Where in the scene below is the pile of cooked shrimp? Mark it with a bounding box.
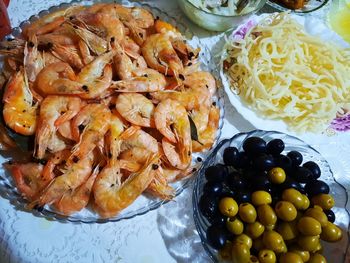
[0,3,219,218]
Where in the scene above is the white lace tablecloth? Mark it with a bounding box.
[1,1,349,263]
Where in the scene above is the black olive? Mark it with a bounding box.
[206,225,227,250]
[242,137,267,156]
[235,190,251,204]
[199,195,218,220]
[280,177,302,192]
[304,180,330,197]
[292,166,314,183]
[226,171,249,190]
[303,161,321,180]
[287,151,303,166]
[275,154,293,173]
[234,151,251,169]
[205,164,228,182]
[253,154,275,171]
[324,209,336,223]
[203,181,224,195]
[252,176,271,191]
[266,139,285,155]
[223,147,239,166]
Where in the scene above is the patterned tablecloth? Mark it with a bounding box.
[1,0,349,263]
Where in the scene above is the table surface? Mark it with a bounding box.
[1,0,349,263]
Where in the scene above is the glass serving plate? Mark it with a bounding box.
[193,130,350,262]
[0,0,224,223]
[266,0,329,13]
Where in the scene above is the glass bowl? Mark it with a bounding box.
[193,130,350,262]
[177,0,267,31]
[266,0,329,14]
[0,0,224,223]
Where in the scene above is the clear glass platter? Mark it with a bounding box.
[266,0,329,14]
[0,0,224,223]
[193,130,350,262]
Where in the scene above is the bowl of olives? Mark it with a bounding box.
[193,130,350,262]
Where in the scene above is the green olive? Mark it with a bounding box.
[289,245,310,262]
[257,204,277,227]
[219,197,238,217]
[252,191,272,206]
[245,221,265,239]
[235,233,253,249]
[218,241,232,261]
[279,252,303,263]
[226,217,244,235]
[239,203,257,223]
[320,222,343,242]
[262,230,287,253]
[304,207,328,227]
[258,249,276,263]
[297,216,322,236]
[311,194,335,210]
[275,201,297,221]
[231,242,250,263]
[268,167,286,184]
[253,236,264,251]
[297,235,320,252]
[249,255,259,263]
[308,253,327,263]
[282,188,304,210]
[276,221,298,241]
[300,194,310,210]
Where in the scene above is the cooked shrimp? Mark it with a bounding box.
[192,105,220,152]
[146,167,175,200]
[184,71,216,97]
[70,104,111,163]
[161,166,194,183]
[37,32,79,46]
[0,38,25,56]
[34,96,82,159]
[107,114,125,161]
[57,120,74,141]
[2,69,38,136]
[50,43,84,69]
[130,7,154,29]
[41,149,70,182]
[30,152,95,207]
[190,105,210,134]
[142,33,183,77]
[111,68,166,92]
[78,40,94,65]
[24,35,44,82]
[93,153,159,218]
[4,162,48,200]
[121,36,141,59]
[162,137,191,170]
[116,93,155,127]
[54,165,99,215]
[120,126,158,153]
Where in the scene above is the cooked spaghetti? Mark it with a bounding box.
[223,12,350,132]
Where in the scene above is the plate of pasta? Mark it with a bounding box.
[220,12,350,136]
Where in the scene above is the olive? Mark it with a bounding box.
[239,203,257,223]
[289,246,310,262]
[324,209,336,223]
[292,167,313,184]
[281,188,304,210]
[279,252,303,263]
[320,222,343,242]
[300,194,310,210]
[276,221,298,241]
[231,241,251,263]
[245,221,265,239]
[304,207,328,227]
[235,233,253,249]
[218,241,232,261]
[252,191,272,206]
[205,164,228,182]
[252,176,271,192]
[311,194,335,210]
[287,151,303,166]
[203,181,223,195]
[304,180,329,197]
[257,204,277,227]
[258,249,276,263]
[308,253,327,263]
[223,146,239,166]
[235,190,252,204]
[275,154,293,173]
[252,236,264,251]
[268,167,286,184]
[275,201,297,221]
[266,139,285,155]
[226,217,244,235]
[297,216,322,236]
[226,172,249,190]
[297,235,320,252]
[219,197,238,217]
[303,161,321,180]
[262,230,287,253]
[249,255,259,263]
[253,154,275,171]
[243,137,267,156]
[199,194,218,220]
[235,151,251,169]
[280,177,302,192]
[206,225,227,249]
